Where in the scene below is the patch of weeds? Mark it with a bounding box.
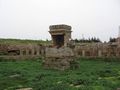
[97,69,119,77]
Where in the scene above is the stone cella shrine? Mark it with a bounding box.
[43,24,78,70]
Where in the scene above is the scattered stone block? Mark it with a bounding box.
[16,88,33,90]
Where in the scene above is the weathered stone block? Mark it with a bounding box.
[43,47,76,70]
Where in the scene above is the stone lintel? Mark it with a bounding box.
[49,30,72,35]
[49,24,72,31]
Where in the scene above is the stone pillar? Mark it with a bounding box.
[51,36,54,46]
[32,49,34,55]
[41,49,45,56]
[64,33,71,47]
[20,50,23,56]
[36,48,39,55]
[26,49,29,55]
[82,50,85,57]
[98,50,102,57]
[116,48,120,57]
[64,35,67,47]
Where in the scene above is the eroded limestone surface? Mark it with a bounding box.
[43,47,75,70]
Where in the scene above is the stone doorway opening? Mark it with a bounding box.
[49,24,72,47]
[52,35,64,47]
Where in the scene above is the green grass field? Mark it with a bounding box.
[0,38,51,45]
[0,58,120,90]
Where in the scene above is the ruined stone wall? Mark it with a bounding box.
[0,44,45,59]
[0,44,9,55]
[74,42,120,58]
[0,42,120,60]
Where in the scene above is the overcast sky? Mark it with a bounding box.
[0,0,120,41]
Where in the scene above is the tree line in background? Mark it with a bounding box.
[109,37,116,42]
[73,37,117,43]
[0,37,117,44]
[74,37,101,43]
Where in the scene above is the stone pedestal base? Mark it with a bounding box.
[43,47,77,70]
[43,57,74,70]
